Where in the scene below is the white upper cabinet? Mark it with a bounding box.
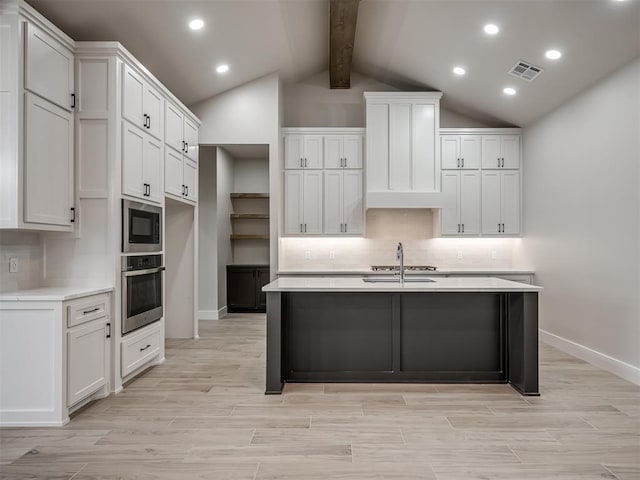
[441,135,481,169]
[163,101,199,204]
[482,171,520,234]
[122,64,163,140]
[481,135,520,169]
[324,135,363,169]
[284,170,323,234]
[23,92,74,227]
[323,170,362,235]
[440,170,480,235]
[122,122,162,204]
[284,134,323,169]
[24,22,74,112]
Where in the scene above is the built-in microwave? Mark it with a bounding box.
[122,199,162,253]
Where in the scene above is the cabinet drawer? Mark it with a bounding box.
[121,326,161,377]
[67,294,110,328]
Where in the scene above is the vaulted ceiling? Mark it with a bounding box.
[28,0,640,126]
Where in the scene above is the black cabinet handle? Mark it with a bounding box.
[143,183,150,196]
[461,224,465,233]
[143,114,148,128]
[139,344,151,352]
[106,322,111,339]
[185,185,189,197]
[70,207,75,223]
[185,142,188,153]
[461,158,464,168]
[182,140,185,152]
[182,185,185,196]
[83,307,100,315]
[71,93,76,109]
[147,115,151,129]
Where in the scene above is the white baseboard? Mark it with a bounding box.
[540,329,640,386]
[199,306,228,320]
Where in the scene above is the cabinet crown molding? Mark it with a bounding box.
[281,127,365,135]
[440,128,522,135]
[18,0,75,51]
[364,91,443,103]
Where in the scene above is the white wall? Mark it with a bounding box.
[216,147,234,314]
[197,147,217,317]
[517,58,640,383]
[283,70,493,128]
[0,231,43,292]
[233,158,269,193]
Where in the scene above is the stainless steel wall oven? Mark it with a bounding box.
[121,254,164,335]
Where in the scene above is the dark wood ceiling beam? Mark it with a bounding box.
[329,0,360,89]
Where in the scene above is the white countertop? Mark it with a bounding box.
[263,276,542,293]
[0,286,113,302]
[277,268,535,275]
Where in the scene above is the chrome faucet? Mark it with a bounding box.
[396,242,405,284]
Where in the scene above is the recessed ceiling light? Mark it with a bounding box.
[503,87,517,96]
[453,66,466,76]
[189,19,204,31]
[216,64,229,74]
[545,49,562,60]
[484,24,499,35]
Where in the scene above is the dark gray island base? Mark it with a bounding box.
[265,287,539,396]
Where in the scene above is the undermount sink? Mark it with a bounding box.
[363,277,436,283]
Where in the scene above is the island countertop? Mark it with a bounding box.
[263,276,542,293]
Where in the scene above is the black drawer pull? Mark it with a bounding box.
[82,307,100,315]
[139,344,152,352]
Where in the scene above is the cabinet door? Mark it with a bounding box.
[165,101,184,154]
[412,103,437,191]
[183,157,198,203]
[23,93,73,227]
[183,117,198,161]
[459,171,481,234]
[143,135,163,204]
[342,135,362,169]
[227,267,257,311]
[481,171,501,234]
[284,171,304,234]
[323,171,343,234]
[122,64,145,130]
[143,84,163,141]
[389,103,411,190]
[460,135,481,169]
[303,135,323,169]
[481,136,502,169]
[324,135,343,169]
[302,170,323,234]
[164,148,183,198]
[342,170,363,234]
[440,171,460,235]
[67,318,106,406]
[122,122,145,200]
[501,171,520,234]
[284,135,304,169]
[440,135,460,170]
[501,135,520,169]
[256,268,271,311]
[24,23,74,112]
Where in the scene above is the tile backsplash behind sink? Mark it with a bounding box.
[279,209,521,271]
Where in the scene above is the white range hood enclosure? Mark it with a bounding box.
[364,92,443,209]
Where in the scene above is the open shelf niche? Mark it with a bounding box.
[230,193,270,241]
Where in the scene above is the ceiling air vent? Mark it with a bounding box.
[509,60,544,82]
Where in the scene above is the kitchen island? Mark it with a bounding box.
[263,277,542,396]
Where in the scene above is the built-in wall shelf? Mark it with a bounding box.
[230,234,270,240]
[230,193,269,199]
[230,213,269,219]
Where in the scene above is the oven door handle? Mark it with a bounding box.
[123,267,165,277]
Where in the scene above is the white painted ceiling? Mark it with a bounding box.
[28,0,640,126]
[218,144,269,160]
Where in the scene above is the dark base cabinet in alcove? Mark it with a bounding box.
[227,265,270,312]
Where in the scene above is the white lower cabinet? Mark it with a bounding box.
[122,122,162,203]
[441,171,481,235]
[67,318,108,407]
[324,170,363,234]
[482,171,520,234]
[284,170,323,234]
[121,324,161,378]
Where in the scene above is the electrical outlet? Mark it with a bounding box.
[9,257,18,273]
[329,251,335,260]
[457,251,463,260]
[491,251,497,260]
[304,250,311,260]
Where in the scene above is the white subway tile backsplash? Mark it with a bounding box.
[0,231,44,292]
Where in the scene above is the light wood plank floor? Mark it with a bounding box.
[1,313,639,479]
